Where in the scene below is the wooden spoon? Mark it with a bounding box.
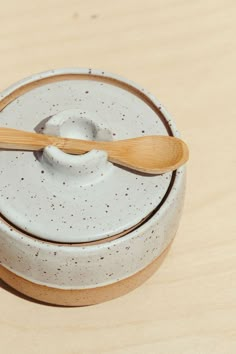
[0,127,189,174]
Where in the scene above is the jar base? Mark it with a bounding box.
[0,244,171,306]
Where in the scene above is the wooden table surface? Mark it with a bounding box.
[1,1,236,353]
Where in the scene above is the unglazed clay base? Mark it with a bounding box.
[0,244,170,306]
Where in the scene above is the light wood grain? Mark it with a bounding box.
[0,0,236,353]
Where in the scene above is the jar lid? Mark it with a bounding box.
[0,69,176,243]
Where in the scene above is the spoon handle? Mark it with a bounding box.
[0,127,95,153]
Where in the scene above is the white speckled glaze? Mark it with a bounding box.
[0,68,186,290]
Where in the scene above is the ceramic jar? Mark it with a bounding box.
[0,68,186,306]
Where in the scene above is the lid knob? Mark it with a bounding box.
[39,109,114,185]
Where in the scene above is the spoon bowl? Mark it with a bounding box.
[100,135,189,174]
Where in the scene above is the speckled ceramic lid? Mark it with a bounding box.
[0,68,176,243]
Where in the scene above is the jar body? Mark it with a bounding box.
[0,68,186,305]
